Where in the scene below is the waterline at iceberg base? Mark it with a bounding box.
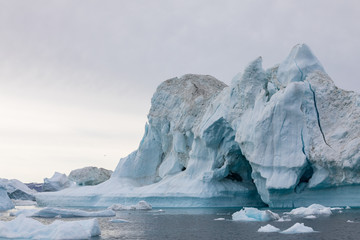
[36,44,360,208]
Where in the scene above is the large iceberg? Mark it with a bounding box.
[37,44,360,208]
[0,215,100,239]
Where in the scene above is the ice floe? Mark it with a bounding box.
[285,204,332,217]
[0,215,100,239]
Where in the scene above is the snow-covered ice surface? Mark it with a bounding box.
[43,172,73,192]
[109,200,152,211]
[285,204,332,217]
[0,215,100,239]
[36,44,360,208]
[257,224,280,232]
[10,207,115,218]
[69,166,113,186]
[232,208,279,221]
[281,222,316,234]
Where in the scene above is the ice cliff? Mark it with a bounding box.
[36,44,360,208]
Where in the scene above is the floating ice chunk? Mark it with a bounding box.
[346,206,351,209]
[277,216,291,222]
[285,204,332,217]
[281,223,316,234]
[330,207,342,210]
[11,207,115,218]
[347,220,355,223]
[109,200,152,211]
[110,218,130,223]
[214,218,225,221]
[257,224,280,232]
[0,215,100,239]
[304,215,316,219]
[232,208,280,221]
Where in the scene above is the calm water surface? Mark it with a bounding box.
[2,207,360,240]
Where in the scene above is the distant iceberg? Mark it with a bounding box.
[285,204,332,217]
[36,44,360,208]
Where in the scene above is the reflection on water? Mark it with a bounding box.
[2,207,360,240]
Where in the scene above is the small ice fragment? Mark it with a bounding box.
[232,208,280,221]
[281,223,316,234]
[304,215,316,219]
[347,220,355,223]
[346,206,351,209]
[214,218,225,221]
[257,224,280,233]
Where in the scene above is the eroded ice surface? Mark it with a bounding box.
[0,215,100,239]
[69,166,112,186]
[232,208,279,221]
[36,44,360,208]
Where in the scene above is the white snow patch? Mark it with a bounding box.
[0,215,101,239]
[281,223,316,234]
[257,224,280,233]
[232,208,280,221]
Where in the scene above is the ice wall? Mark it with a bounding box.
[37,44,360,208]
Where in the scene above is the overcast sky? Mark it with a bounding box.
[1,0,359,182]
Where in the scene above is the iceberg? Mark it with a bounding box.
[281,223,316,234]
[257,224,280,232]
[0,187,14,211]
[11,207,115,218]
[43,172,73,192]
[0,178,37,200]
[69,166,113,186]
[0,215,100,239]
[285,204,332,217]
[232,208,279,221]
[109,200,152,211]
[36,44,360,208]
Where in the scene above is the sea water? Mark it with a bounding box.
[1,207,360,240]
